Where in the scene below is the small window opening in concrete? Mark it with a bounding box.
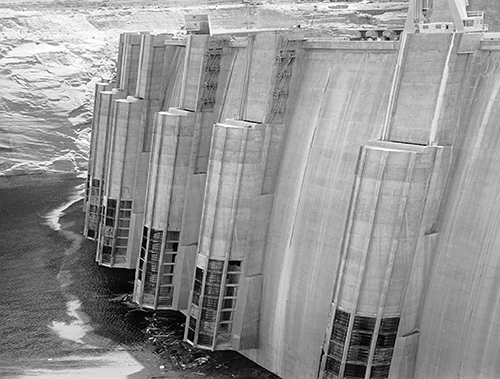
[116,238,128,247]
[344,363,366,378]
[102,245,112,263]
[120,200,132,209]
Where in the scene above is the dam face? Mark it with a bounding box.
[84,8,500,379]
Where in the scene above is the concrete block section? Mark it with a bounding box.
[180,173,207,246]
[160,44,186,110]
[243,194,274,277]
[85,84,123,239]
[175,244,198,311]
[387,33,464,145]
[243,33,279,123]
[89,89,126,181]
[107,97,144,199]
[95,95,161,271]
[193,111,216,175]
[232,274,264,350]
[398,232,438,337]
[414,51,500,379]
[182,35,210,111]
[218,47,247,122]
[184,119,271,351]
[117,33,145,95]
[420,146,453,233]
[143,108,196,230]
[199,120,266,259]
[337,142,436,316]
[135,33,172,101]
[133,107,200,311]
[389,331,420,379]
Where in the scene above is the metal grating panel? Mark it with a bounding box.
[266,38,298,124]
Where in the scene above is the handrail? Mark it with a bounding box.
[466,11,484,17]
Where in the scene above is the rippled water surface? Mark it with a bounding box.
[0,174,155,378]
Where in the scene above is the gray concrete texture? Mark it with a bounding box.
[254,42,397,379]
[415,47,500,379]
[85,20,500,379]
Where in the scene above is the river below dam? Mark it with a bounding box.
[0,173,277,379]
[0,173,163,378]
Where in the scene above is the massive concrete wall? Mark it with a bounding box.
[414,41,500,379]
[85,24,500,379]
[217,33,280,123]
[385,33,477,145]
[250,41,398,379]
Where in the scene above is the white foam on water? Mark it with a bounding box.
[19,351,146,379]
[49,299,92,345]
[44,182,85,231]
[45,299,147,378]
[39,181,148,378]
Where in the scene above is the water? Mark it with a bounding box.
[0,174,156,378]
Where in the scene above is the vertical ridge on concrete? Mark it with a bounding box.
[134,109,195,309]
[387,33,453,144]
[133,34,228,311]
[380,32,408,141]
[160,41,186,111]
[455,75,500,378]
[219,33,280,124]
[238,34,254,119]
[414,48,500,379]
[260,41,397,379]
[117,32,145,96]
[185,120,267,351]
[321,141,439,379]
[365,154,416,379]
[84,84,123,239]
[338,150,388,379]
[428,32,457,144]
[97,97,143,268]
[88,33,188,270]
[136,33,171,101]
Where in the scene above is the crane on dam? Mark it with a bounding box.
[405,0,487,33]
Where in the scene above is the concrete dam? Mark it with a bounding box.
[83,1,500,378]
